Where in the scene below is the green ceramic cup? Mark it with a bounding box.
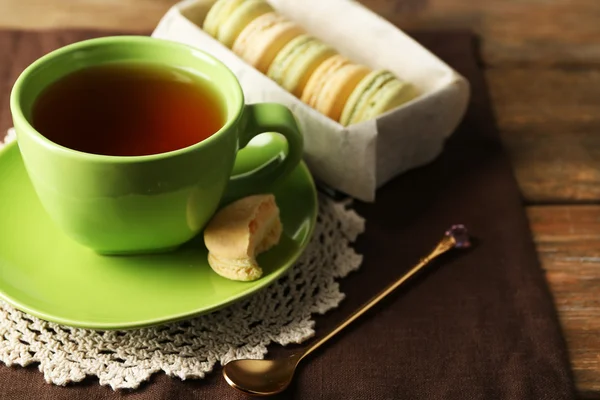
[10,36,303,255]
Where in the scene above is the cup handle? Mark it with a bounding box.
[224,103,304,201]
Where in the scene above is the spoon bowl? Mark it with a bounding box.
[223,225,471,396]
[223,354,301,396]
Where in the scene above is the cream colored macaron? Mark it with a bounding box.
[267,35,337,97]
[232,12,305,73]
[203,194,282,281]
[301,55,350,106]
[206,0,275,48]
[203,0,246,38]
[301,55,371,122]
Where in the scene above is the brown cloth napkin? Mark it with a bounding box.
[0,29,576,399]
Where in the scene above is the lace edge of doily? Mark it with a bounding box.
[0,128,365,390]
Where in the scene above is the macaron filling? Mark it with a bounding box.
[233,13,304,73]
[203,0,246,38]
[218,0,274,47]
[301,55,350,107]
[342,71,396,125]
[268,35,335,96]
[233,12,282,53]
[317,64,370,122]
[363,79,416,121]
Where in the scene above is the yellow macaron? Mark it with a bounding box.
[340,70,418,126]
[301,55,371,122]
[203,0,274,48]
[267,35,337,98]
[232,12,305,73]
[203,0,244,37]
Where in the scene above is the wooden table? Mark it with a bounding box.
[2,0,599,397]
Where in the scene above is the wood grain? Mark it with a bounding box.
[361,0,600,67]
[529,205,600,397]
[1,0,600,395]
[0,0,174,31]
[3,0,600,203]
[3,0,600,66]
[487,68,600,204]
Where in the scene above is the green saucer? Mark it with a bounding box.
[0,138,317,330]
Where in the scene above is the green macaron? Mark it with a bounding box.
[267,35,336,97]
[340,70,418,126]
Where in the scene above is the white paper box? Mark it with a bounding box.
[152,0,470,201]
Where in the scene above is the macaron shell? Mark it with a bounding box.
[301,54,350,107]
[268,35,337,97]
[203,0,246,38]
[232,13,304,73]
[316,64,371,122]
[217,0,274,48]
[341,70,417,126]
[364,79,418,120]
[340,70,394,126]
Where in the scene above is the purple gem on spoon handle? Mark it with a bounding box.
[446,224,471,249]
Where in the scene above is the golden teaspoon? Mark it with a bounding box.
[223,225,472,397]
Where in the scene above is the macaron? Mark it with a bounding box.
[301,55,371,122]
[203,0,275,48]
[203,0,245,38]
[232,12,305,73]
[267,35,337,97]
[204,194,282,281]
[340,70,418,126]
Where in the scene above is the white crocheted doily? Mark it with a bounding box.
[0,130,364,390]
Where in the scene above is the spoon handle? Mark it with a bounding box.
[300,229,464,361]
